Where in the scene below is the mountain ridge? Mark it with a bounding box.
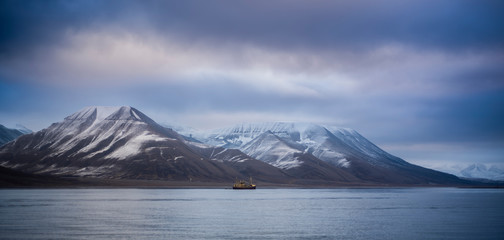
[0,107,477,186]
[0,124,25,146]
[189,122,466,185]
[0,106,257,182]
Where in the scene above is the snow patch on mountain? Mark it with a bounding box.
[240,131,303,169]
[74,165,117,177]
[106,132,172,160]
[338,158,351,168]
[14,124,33,134]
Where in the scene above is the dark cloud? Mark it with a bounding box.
[1,0,504,167]
[421,90,504,142]
[1,0,503,57]
[451,61,504,93]
[165,0,504,51]
[0,0,89,55]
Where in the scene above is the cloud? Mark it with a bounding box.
[1,25,503,144]
[1,0,503,166]
[383,141,504,168]
[155,110,339,131]
[1,0,502,99]
[4,0,503,53]
[2,28,501,98]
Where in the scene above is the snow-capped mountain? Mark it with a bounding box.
[460,164,504,180]
[241,130,303,169]
[191,122,465,184]
[14,124,33,134]
[0,124,25,146]
[191,122,400,170]
[185,141,292,183]
[0,108,473,186]
[238,130,357,182]
[0,106,275,182]
[427,163,504,181]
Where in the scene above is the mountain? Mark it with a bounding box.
[0,124,25,146]
[427,163,504,181]
[460,163,504,181]
[0,108,474,186]
[191,122,466,185]
[0,106,279,183]
[185,141,293,184]
[239,130,358,182]
[14,124,33,134]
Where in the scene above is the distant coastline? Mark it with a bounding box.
[2,172,502,189]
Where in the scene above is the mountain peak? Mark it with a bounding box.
[65,106,122,121]
[0,124,25,146]
[104,106,143,121]
[64,106,150,122]
[14,124,32,134]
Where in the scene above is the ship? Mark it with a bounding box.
[233,177,256,189]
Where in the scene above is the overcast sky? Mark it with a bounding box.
[1,0,503,169]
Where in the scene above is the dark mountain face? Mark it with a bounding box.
[185,141,293,183]
[0,124,24,146]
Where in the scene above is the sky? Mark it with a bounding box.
[1,0,503,170]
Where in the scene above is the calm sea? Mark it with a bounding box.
[0,188,503,239]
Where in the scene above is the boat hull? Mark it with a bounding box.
[232,186,256,189]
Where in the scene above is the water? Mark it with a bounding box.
[0,188,503,239]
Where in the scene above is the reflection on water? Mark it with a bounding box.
[1,188,503,239]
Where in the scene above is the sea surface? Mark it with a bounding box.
[0,188,503,239]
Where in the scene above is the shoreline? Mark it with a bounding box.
[2,167,502,189]
[1,178,502,189]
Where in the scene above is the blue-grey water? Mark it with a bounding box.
[0,188,503,240]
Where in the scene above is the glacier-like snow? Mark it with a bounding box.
[188,122,411,170]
